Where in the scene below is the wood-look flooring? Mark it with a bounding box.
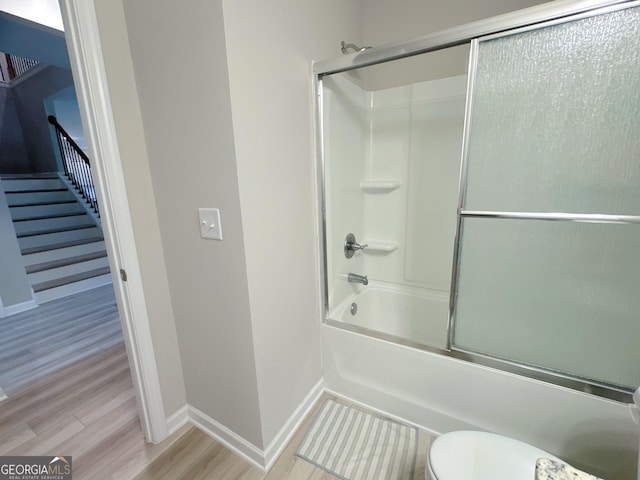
[134,394,432,480]
[0,343,191,479]
[0,284,122,395]
[0,284,433,479]
[0,340,431,479]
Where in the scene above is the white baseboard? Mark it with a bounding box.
[183,379,326,472]
[0,387,7,402]
[263,379,325,471]
[166,404,189,435]
[0,299,38,318]
[188,405,266,471]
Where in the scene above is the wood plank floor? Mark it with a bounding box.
[0,284,433,479]
[0,284,122,395]
[133,394,432,480]
[0,343,191,479]
[0,342,432,480]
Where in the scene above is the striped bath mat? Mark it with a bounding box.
[296,399,418,480]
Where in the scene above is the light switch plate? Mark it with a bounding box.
[198,208,223,240]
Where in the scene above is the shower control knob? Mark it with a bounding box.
[344,233,368,259]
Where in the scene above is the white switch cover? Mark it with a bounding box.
[198,208,223,240]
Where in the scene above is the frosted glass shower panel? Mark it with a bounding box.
[453,218,640,389]
[464,7,640,214]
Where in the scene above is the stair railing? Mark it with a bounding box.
[48,115,99,216]
[1,52,40,82]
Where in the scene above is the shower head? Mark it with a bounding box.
[340,41,371,55]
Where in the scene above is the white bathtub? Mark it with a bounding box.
[328,282,449,350]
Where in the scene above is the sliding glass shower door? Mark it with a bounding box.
[452,5,640,391]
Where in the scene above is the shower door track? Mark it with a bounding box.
[313,0,636,77]
[322,318,633,404]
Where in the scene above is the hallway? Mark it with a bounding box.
[0,284,122,395]
[0,342,191,478]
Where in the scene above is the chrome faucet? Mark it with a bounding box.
[348,273,368,286]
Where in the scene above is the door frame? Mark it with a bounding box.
[58,0,168,442]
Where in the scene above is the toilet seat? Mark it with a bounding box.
[426,431,563,480]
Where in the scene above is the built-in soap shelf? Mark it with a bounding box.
[360,180,401,194]
[363,240,399,253]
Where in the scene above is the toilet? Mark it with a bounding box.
[426,431,565,480]
[428,389,640,480]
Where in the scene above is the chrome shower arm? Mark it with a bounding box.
[340,41,371,54]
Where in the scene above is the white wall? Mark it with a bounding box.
[222,0,362,448]
[359,45,470,91]
[92,0,365,453]
[361,0,551,45]
[355,0,551,91]
[121,0,265,446]
[92,0,187,418]
[122,0,363,452]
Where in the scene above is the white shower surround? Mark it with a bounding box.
[324,73,465,326]
[319,18,639,480]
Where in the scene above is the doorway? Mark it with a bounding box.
[0,0,167,444]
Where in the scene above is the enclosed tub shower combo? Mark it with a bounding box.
[314,1,640,478]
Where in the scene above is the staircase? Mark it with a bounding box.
[2,174,111,304]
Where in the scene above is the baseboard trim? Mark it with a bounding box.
[0,299,38,318]
[166,405,189,435]
[263,378,325,471]
[188,405,266,470]
[183,380,326,472]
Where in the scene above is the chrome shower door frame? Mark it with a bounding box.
[313,0,638,403]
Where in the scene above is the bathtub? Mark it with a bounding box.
[328,282,449,350]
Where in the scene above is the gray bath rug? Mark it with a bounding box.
[295,399,418,480]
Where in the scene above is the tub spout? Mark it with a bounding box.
[348,273,368,286]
